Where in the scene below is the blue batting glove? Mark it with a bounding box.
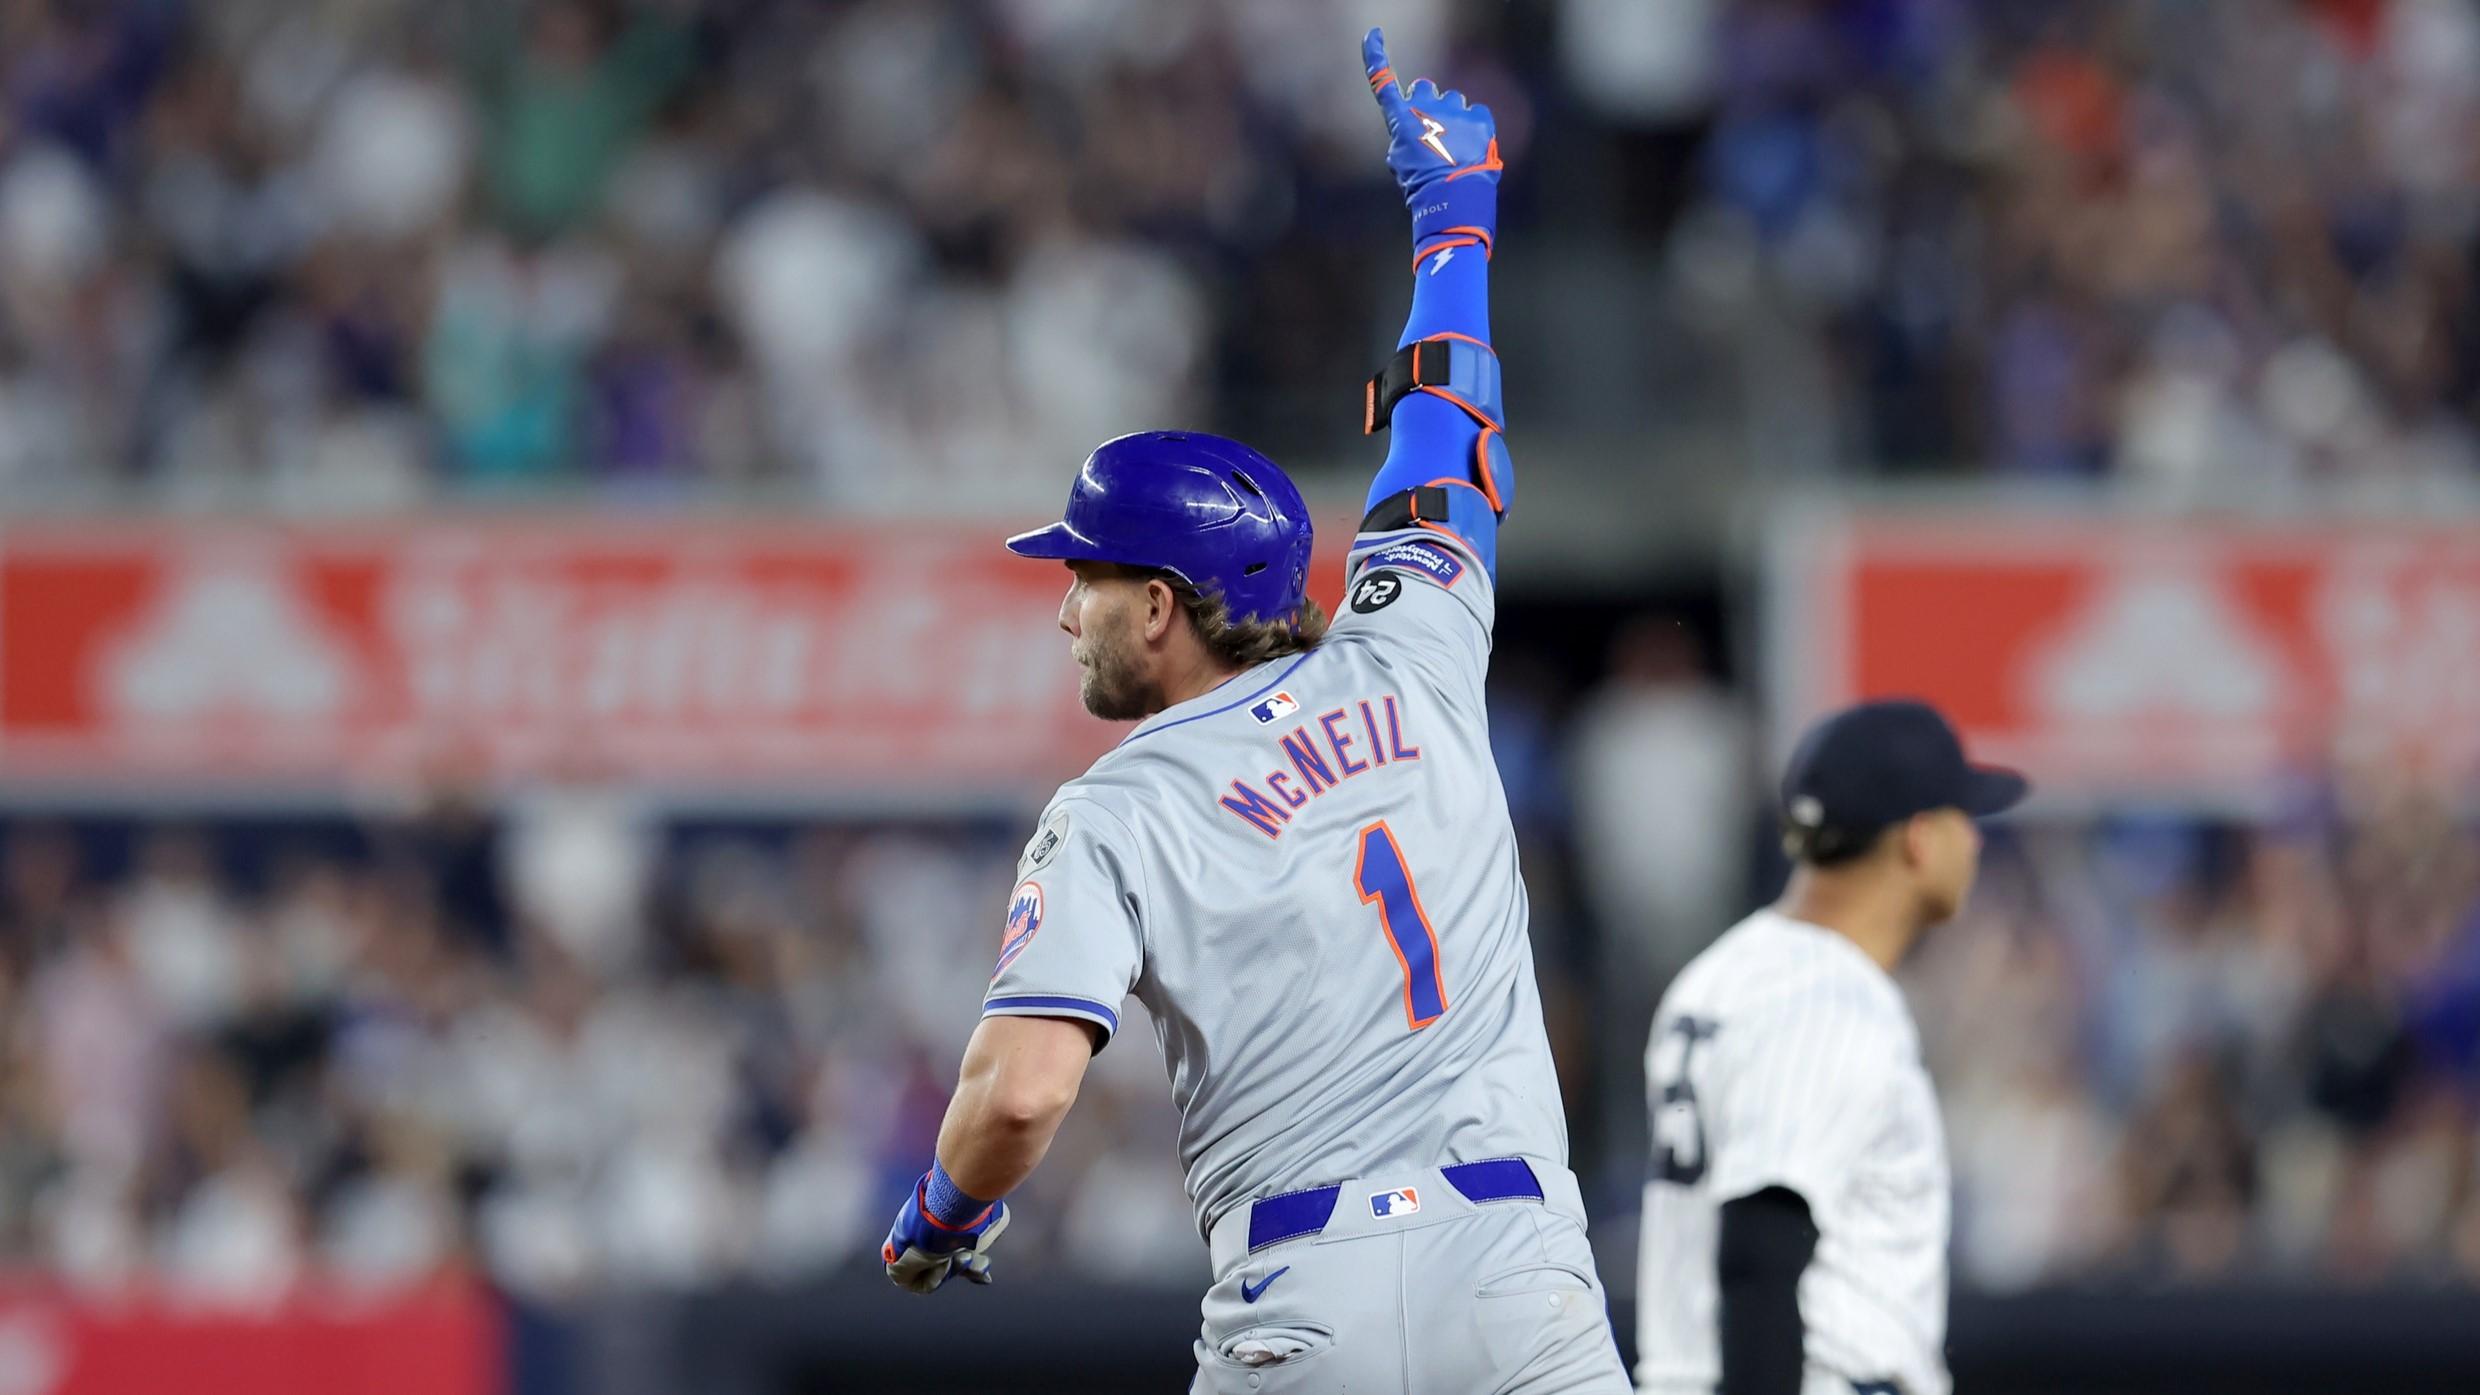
[1362,27,1501,257]
[881,1165,1011,1295]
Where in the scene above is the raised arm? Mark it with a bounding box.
[1359,28,1510,580]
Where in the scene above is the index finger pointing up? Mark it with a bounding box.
[1363,27,1409,120]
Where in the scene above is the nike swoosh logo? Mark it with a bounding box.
[1240,1266,1290,1303]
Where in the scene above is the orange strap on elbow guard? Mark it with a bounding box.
[1362,334,1504,436]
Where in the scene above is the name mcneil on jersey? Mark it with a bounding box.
[1218,694,1422,840]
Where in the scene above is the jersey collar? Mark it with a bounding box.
[1117,648,1321,748]
[1755,910,1907,1001]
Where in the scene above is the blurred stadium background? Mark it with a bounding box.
[0,0,2477,1391]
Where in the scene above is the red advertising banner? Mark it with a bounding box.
[1771,514,2480,807]
[0,518,1344,800]
[0,1278,499,1395]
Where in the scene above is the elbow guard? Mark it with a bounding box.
[1363,334,1513,517]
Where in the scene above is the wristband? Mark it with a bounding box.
[1408,155,1499,249]
[921,1159,996,1230]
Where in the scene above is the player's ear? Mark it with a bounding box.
[1899,815,1932,870]
[1141,576,1180,644]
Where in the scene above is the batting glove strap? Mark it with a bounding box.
[1412,225,1493,274]
[1410,182,1499,256]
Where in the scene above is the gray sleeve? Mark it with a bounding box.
[1330,527,1497,688]
[982,797,1146,1049]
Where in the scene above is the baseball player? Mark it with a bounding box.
[877,27,1631,1394]
[1633,700,2028,1395]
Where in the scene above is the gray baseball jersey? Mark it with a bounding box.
[982,521,1571,1238]
[1636,910,1953,1395]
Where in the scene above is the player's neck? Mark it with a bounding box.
[1148,650,1246,716]
[1774,870,1919,974]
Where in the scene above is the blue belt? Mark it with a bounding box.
[1245,1158,1544,1252]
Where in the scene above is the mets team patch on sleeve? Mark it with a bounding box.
[994,880,1044,977]
[1365,540,1465,589]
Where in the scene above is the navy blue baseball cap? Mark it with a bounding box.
[1780,699,2028,849]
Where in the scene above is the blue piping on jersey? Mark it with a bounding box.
[1118,649,1322,748]
[984,993,1120,1035]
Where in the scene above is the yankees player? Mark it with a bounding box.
[1634,701,2028,1395]
[878,27,1630,1393]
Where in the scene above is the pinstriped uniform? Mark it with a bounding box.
[1635,912,1951,1395]
[981,523,1626,1392]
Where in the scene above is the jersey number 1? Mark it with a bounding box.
[1354,821,1448,1030]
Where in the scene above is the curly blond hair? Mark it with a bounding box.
[1166,576,1330,668]
[1085,562,1329,667]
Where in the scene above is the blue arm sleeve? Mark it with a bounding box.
[1364,250,1503,575]
[1397,245,1490,348]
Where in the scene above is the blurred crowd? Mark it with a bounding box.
[1670,0,2480,498]
[1914,771,2480,1289]
[0,0,1452,514]
[0,787,1210,1304]
[2,649,2476,1303]
[4,0,2479,511]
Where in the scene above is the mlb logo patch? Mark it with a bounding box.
[1369,1187,1421,1219]
[1250,691,1300,724]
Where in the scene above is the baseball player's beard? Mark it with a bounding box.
[1075,624,1165,721]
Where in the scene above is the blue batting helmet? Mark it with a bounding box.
[1005,432,1315,626]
